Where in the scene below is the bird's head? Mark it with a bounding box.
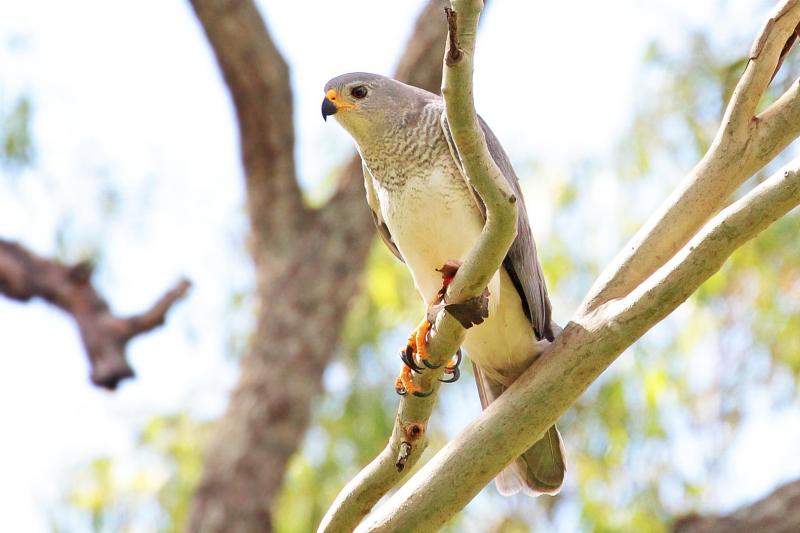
[321,72,432,145]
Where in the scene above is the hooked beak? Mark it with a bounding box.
[321,96,338,121]
[321,88,356,121]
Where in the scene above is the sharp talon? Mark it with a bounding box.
[438,349,462,384]
[422,358,441,369]
[439,366,460,383]
[394,374,407,395]
[396,364,427,396]
[400,347,423,373]
[450,349,462,369]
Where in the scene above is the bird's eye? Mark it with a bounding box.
[350,85,368,99]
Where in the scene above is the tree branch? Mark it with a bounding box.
[582,0,800,313]
[0,239,190,389]
[318,1,517,531]
[358,154,800,531]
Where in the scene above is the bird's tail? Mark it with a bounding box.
[473,363,566,496]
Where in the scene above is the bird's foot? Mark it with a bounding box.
[399,318,434,370]
[395,261,466,397]
[396,319,435,397]
[395,365,433,397]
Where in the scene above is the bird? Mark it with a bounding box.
[321,72,566,496]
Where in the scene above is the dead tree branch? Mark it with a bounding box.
[0,239,190,389]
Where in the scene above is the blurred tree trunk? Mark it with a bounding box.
[185,1,448,531]
[673,479,800,533]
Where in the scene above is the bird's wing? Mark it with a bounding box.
[362,162,404,263]
[440,113,554,341]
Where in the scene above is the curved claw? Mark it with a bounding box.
[439,366,461,383]
[449,349,463,370]
[422,358,442,369]
[412,387,435,397]
[400,346,423,373]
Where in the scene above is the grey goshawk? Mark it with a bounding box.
[322,72,566,496]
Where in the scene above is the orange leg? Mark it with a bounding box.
[395,261,464,396]
[395,365,423,396]
[413,319,431,366]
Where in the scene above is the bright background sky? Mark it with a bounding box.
[1,0,798,531]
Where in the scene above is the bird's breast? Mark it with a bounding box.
[375,166,483,300]
[368,162,538,383]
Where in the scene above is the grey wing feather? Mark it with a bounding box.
[440,113,554,341]
[362,162,404,263]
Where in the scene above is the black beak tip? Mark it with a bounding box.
[321,97,338,122]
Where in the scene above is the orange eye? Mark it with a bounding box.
[350,85,368,99]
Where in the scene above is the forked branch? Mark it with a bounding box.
[0,239,190,389]
[359,158,800,532]
[582,0,800,312]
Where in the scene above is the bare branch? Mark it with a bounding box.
[358,154,800,531]
[318,1,518,530]
[582,0,800,313]
[0,239,190,390]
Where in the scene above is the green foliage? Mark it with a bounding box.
[1,95,35,172]
[53,414,210,533]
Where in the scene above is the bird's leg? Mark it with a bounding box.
[399,326,423,373]
[395,318,435,397]
[432,260,463,383]
[395,260,464,396]
[394,364,433,397]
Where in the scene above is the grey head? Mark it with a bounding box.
[321,72,437,145]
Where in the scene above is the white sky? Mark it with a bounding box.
[0,0,797,531]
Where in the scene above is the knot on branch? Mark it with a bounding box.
[396,422,426,472]
[444,8,463,66]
